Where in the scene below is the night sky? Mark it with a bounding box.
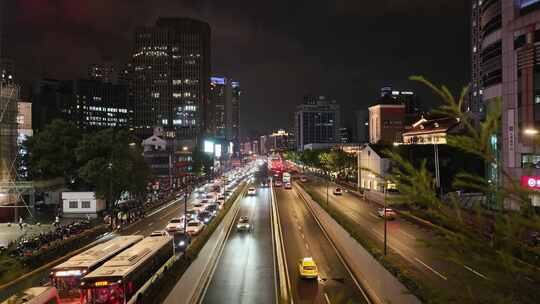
[4,0,470,138]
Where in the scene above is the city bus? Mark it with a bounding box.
[80,236,174,304]
[50,235,144,301]
[1,287,60,304]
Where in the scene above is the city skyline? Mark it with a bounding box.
[2,0,470,135]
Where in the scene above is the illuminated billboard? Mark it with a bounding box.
[215,144,222,158]
[521,0,540,8]
[229,142,234,154]
[204,140,214,153]
[211,77,226,85]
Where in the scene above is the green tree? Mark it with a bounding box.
[23,119,82,183]
[383,76,540,303]
[76,129,150,207]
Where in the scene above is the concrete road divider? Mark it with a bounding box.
[293,183,421,304]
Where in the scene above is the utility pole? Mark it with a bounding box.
[434,143,442,198]
[384,183,388,255]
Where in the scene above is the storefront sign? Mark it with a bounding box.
[521,176,540,190]
[508,109,516,168]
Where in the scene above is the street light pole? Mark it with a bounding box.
[326,178,329,208]
[434,143,442,198]
[184,183,190,233]
[383,183,388,255]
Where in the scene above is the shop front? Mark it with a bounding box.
[520,176,540,207]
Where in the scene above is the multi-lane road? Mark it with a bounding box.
[275,187,369,304]
[202,182,275,304]
[304,176,490,290]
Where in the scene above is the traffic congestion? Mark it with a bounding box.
[1,163,259,304]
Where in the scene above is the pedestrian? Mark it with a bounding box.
[18,217,23,230]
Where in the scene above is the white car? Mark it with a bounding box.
[333,188,343,195]
[186,220,205,236]
[149,230,168,237]
[191,202,207,213]
[247,187,257,196]
[166,218,185,233]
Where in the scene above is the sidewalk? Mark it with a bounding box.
[0,223,54,249]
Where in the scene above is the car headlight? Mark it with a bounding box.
[246,224,250,228]
[179,241,185,246]
[237,224,241,228]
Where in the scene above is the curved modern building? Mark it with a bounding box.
[471,0,540,207]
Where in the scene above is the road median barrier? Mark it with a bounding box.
[271,182,293,304]
[293,182,421,304]
[144,183,248,304]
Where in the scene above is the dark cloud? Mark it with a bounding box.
[3,0,470,136]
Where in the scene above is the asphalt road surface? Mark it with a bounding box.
[275,187,369,304]
[304,177,489,289]
[202,171,275,304]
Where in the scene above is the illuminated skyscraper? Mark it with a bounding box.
[131,18,211,139]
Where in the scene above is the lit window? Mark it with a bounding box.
[173,93,182,98]
[152,92,160,98]
[162,119,168,125]
[173,79,182,85]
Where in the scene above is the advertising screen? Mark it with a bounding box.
[204,140,214,153]
[215,144,222,158]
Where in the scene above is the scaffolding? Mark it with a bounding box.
[0,81,30,222]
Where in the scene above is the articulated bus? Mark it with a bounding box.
[1,287,60,304]
[80,236,174,304]
[50,235,144,302]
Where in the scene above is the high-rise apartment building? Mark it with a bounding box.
[470,0,540,207]
[89,60,117,84]
[294,95,340,151]
[380,86,421,119]
[131,17,211,140]
[230,81,241,151]
[209,76,231,139]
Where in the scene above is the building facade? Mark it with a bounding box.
[294,95,340,151]
[230,81,241,152]
[368,104,405,144]
[471,0,540,207]
[209,76,231,139]
[354,110,369,143]
[32,79,130,132]
[131,18,211,140]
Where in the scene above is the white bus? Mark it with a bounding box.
[80,236,174,304]
[50,235,143,301]
[1,287,60,304]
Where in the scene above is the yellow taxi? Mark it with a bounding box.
[298,257,319,279]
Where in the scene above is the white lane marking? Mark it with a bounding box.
[160,207,181,220]
[463,265,488,280]
[148,222,153,226]
[414,257,447,281]
[305,243,310,250]
[300,233,305,239]
[399,230,416,240]
[133,230,141,235]
[324,293,331,304]
[146,199,180,217]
